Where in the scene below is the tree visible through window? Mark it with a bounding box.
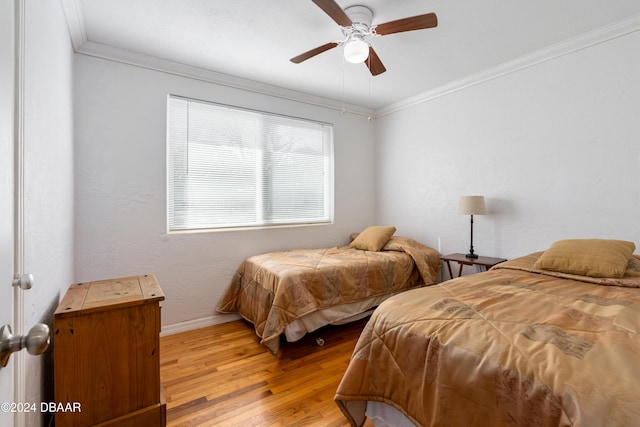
[167,95,334,232]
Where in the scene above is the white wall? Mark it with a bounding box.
[73,55,376,330]
[21,1,75,426]
[375,28,640,270]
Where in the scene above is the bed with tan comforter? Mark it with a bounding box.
[217,236,440,353]
[335,247,640,426]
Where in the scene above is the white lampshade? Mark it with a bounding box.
[344,39,369,63]
[458,196,486,215]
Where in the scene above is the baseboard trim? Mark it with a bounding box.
[161,313,240,337]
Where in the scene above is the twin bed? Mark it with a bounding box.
[216,227,441,353]
[335,239,640,426]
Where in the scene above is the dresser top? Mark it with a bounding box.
[55,274,164,317]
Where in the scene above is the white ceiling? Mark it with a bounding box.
[66,0,640,112]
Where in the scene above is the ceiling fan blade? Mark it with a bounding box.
[365,47,386,76]
[290,42,339,64]
[311,0,353,27]
[374,13,438,36]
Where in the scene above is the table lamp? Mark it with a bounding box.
[458,196,486,258]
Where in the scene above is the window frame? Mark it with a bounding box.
[166,95,335,233]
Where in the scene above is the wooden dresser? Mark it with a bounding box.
[54,275,166,427]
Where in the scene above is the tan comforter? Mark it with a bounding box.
[216,237,440,353]
[335,252,640,427]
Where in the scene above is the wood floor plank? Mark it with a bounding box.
[160,317,375,426]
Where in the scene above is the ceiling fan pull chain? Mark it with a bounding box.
[341,54,346,115]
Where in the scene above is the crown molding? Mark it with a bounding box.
[59,0,370,117]
[376,13,640,117]
[75,40,372,116]
[59,0,86,50]
[60,0,640,119]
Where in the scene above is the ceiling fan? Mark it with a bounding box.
[290,0,438,76]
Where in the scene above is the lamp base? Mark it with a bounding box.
[465,253,478,259]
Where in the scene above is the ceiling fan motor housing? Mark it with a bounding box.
[341,5,374,44]
[344,5,373,27]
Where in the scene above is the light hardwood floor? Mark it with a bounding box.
[160,317,375,427]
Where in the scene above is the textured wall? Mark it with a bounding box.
[21,1,76,425]
[73,55,376,330]
[375,29,640,271]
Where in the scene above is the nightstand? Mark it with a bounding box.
[441,253,507,279]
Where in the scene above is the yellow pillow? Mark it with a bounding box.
[534,239,635,278]
[349,226,396,252]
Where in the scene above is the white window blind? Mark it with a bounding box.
[167,95,334,232]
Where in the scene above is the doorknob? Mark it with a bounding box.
[12,273,34,290]
[0,323,50,368]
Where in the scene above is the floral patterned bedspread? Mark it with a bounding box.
[216,237,440,353]
[335,253,640,426]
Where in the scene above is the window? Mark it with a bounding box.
[167,95,334,232]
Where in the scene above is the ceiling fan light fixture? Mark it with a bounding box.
[343,38,369,63]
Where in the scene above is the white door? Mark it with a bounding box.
[0,1,16,426]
